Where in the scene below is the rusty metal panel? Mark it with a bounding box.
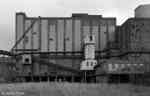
[74,19,81,51]
[24,20,32,49]
[49,20,57,52]
[57,20,64,52]
[41,20,48,52]
[65,19,73,52]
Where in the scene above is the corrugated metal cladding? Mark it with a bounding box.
[118,18,150,63]
[15,13,116,53]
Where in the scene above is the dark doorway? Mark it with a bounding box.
[108,74,130,83]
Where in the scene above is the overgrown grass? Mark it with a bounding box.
[0,82,150,96]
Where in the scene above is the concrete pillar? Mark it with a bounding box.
[34,63,39,75]
[84,71,87,83]
[63,77,66,82]
[31,76,34,82]
[55,76,58,82]
[39,76,41,82]
[47,76,49,82]
[71,76,74,82]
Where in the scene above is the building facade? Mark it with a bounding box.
[14,13,116,53]
[117,18,150,63]
[12,13,116,81]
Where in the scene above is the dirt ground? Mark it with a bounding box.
[0,82,150,96]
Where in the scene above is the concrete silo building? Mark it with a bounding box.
[135,4,150,18]
[12,13,116,82]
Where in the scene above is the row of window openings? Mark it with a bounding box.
[24,30,108,37]
[49,38,70,41]
[86,62,96,66]
[109,63,144,68]
[49,32,107,41]
[23,31,108,42]
[23,36,70,42]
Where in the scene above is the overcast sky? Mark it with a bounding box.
[0,0,150,51]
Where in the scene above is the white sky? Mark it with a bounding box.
[0,0,150,51]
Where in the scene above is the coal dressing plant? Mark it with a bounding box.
[1,4,150,84]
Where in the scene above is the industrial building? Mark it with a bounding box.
[117,18,150,63]
[10,13,117,82]
[113,4,150,83]
[0,4,150,83]
[14,13,116,52]
[116,4,150,63]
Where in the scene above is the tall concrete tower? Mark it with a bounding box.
[80,35,97,70]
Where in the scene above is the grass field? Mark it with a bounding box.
[0,82,150,96]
